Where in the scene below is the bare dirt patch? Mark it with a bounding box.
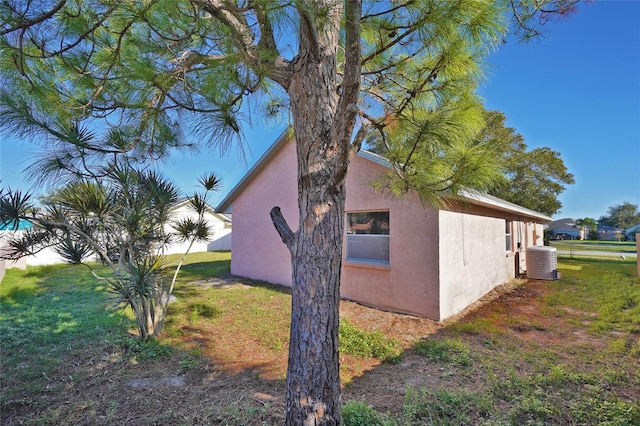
[340,299,440,347]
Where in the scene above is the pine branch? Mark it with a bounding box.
[270,206,295,250]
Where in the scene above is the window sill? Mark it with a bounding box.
[344,259,390,270]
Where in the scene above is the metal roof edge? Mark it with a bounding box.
[357,149,550,221]
[456,189,552,222]
[356,149,392,168]
[214,135,551,222]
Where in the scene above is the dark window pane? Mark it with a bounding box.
[347,211,389,235]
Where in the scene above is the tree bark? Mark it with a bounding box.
[284,67,346,425]
[278,183,345,425]
[270,2,361,424]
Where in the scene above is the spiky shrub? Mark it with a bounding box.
[1,167,222,339]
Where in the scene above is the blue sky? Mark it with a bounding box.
[478,0,640,220]
[1,0,639,221]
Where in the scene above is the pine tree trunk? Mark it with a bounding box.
[283,172,346,425]
[269,2,361,424]
[278,7,345,423]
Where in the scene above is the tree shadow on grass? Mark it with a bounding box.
[0,263,293,425]
[169,259,231,281]
[13,259,638,425]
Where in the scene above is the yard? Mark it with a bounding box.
[1,252,639,425]
[549,240,637,256]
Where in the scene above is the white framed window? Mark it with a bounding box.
[346,211,389,264]
[505,219,513,252]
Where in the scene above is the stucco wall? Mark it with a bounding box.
[229,136,298,284]
[227,136,547,321]
[438,211,513,319]
[438,210,544,320]
[207,232,232,251]
[342,155,441,319]
[229,139,442,318]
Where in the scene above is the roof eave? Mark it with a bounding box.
[456,189,552,222]
[215,127,294,213]
[214,131,552,222]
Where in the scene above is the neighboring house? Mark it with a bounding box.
[544,218,582,240]
[164,198,232,254]
[216,131,551,321]
[3,216,97,268]
[596,224,624,241]
[1,200,231,273]
[0,219,40,272]
[625,224,640,241]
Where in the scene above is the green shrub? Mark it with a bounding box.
[414,337,472,366]
[339,319,401,362]
[342,401,394,426]
[117,336,173,361]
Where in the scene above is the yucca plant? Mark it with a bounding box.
[1,166,221,339]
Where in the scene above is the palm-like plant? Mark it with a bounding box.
[1,166,221,339]
[576,218,597,241]
[0,85,221,338]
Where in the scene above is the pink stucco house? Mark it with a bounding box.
[216,130,551,321]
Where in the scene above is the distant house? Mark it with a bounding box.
[216,131,551,321]
[0,199,231,273]
[0,221,35,281]
[0,219,41,273]
[164,198,232,254]
[544,218,582,240]
[626,224,640,241]
[596,224,624,241]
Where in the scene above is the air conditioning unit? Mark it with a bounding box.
[526,246,558,280]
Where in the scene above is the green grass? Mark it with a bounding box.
[550,240,637,254]
[0,252,232,408]
[2,254,639,425]
[164,250,231,281]
[402,387,495,425]
[344,257,640,425]
[549,258,640,335]
[343,400,395,426]
[0,263,131,405]
[166,272,293,354]
[339,318,402,362]
[414,337,473,366]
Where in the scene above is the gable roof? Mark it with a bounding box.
[216,128,293,214]
[626,224,640,233]
[597,224,623,232]
[215,129,552,222]
[172,197,231,224]
[546,218,576,228]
